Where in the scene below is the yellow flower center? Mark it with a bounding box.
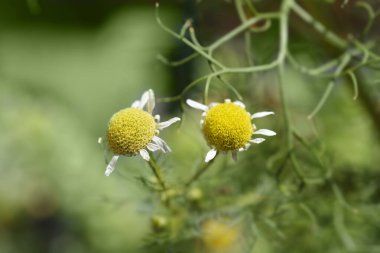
[203,102,253,151]
[107,108,156,155]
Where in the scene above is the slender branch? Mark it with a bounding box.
[185,157,217,187]
[147,156,168,191]
[308,81,335,119]
[291,2,348,49]
[156,52,199,67]
[208,13,280,52]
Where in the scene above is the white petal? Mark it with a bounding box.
[233,101,246,108]
[209,102,219,108]
[205,148,217,163]
[250,138,266,144]
[152,136,171,152]
[254,129,276,136]
[98,137,102,144]
[154,114,160,122]
[224,99,231,103]
[131,100,140,108]
[139,149,150,161]
[139,90,150,109]
[231,151,238,161]
[252,124,257,130]
[186,99,208,111]
[147,89,155,113]
[147,143,160,152]
[251,111,275,119]
[157,117,181,129]
[105,155,119,176]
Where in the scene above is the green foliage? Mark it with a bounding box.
[1,0,380,253]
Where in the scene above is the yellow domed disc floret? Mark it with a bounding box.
[107,108,156,155]
[203,102,253,151]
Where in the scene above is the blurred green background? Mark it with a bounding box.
[0,0,380,253]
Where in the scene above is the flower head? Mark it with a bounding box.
[187,98,276,162]
[100,90,180,176]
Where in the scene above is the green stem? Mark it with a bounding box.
[147,156,168,191]
[291,2,348,49]
[185,156,217,187]
[208,13,279,52]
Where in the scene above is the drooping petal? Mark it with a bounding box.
[139,90,150,109]
[147,143,161,152]
[139,149,150,161]
[105,155,119,176]
[250,138,266,144]
[254,129,276,136]
[131,100,140,108]
[233,101,246,108]
[157,117,181,130]
[152,136,171,153]
[186,99,208,111]
[251,111,275,119]
[147,89,155,114]
[205,148,217,163]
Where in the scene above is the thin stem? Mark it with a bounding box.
[308,81,335,119]
[347,71,359,100]
[147,156,168,191]
[155,3,224,69]
[156,52,199,67]
[185,156,217,187]
[208,13,279,52]
[204,75,213,105]
[291,2,348,49]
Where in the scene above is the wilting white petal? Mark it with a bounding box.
[105,155,119,176]
[131,100,140,108]
[254,129,276,136]
[158,117,181,129]
[205,149,217,163]
[152,136,171,152]
[98,137,102,144]
[139,149,150,161]
[250,138,266,144]
[231,151,238,161]
[251,111,275,119]
[147,89,155,113]
[147,143,160,152]
[186,99,208,111]
[233,101,246,108]
[139,90,150,109]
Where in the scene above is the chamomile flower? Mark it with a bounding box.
[100,89,180,176]
[186,98,276,162]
